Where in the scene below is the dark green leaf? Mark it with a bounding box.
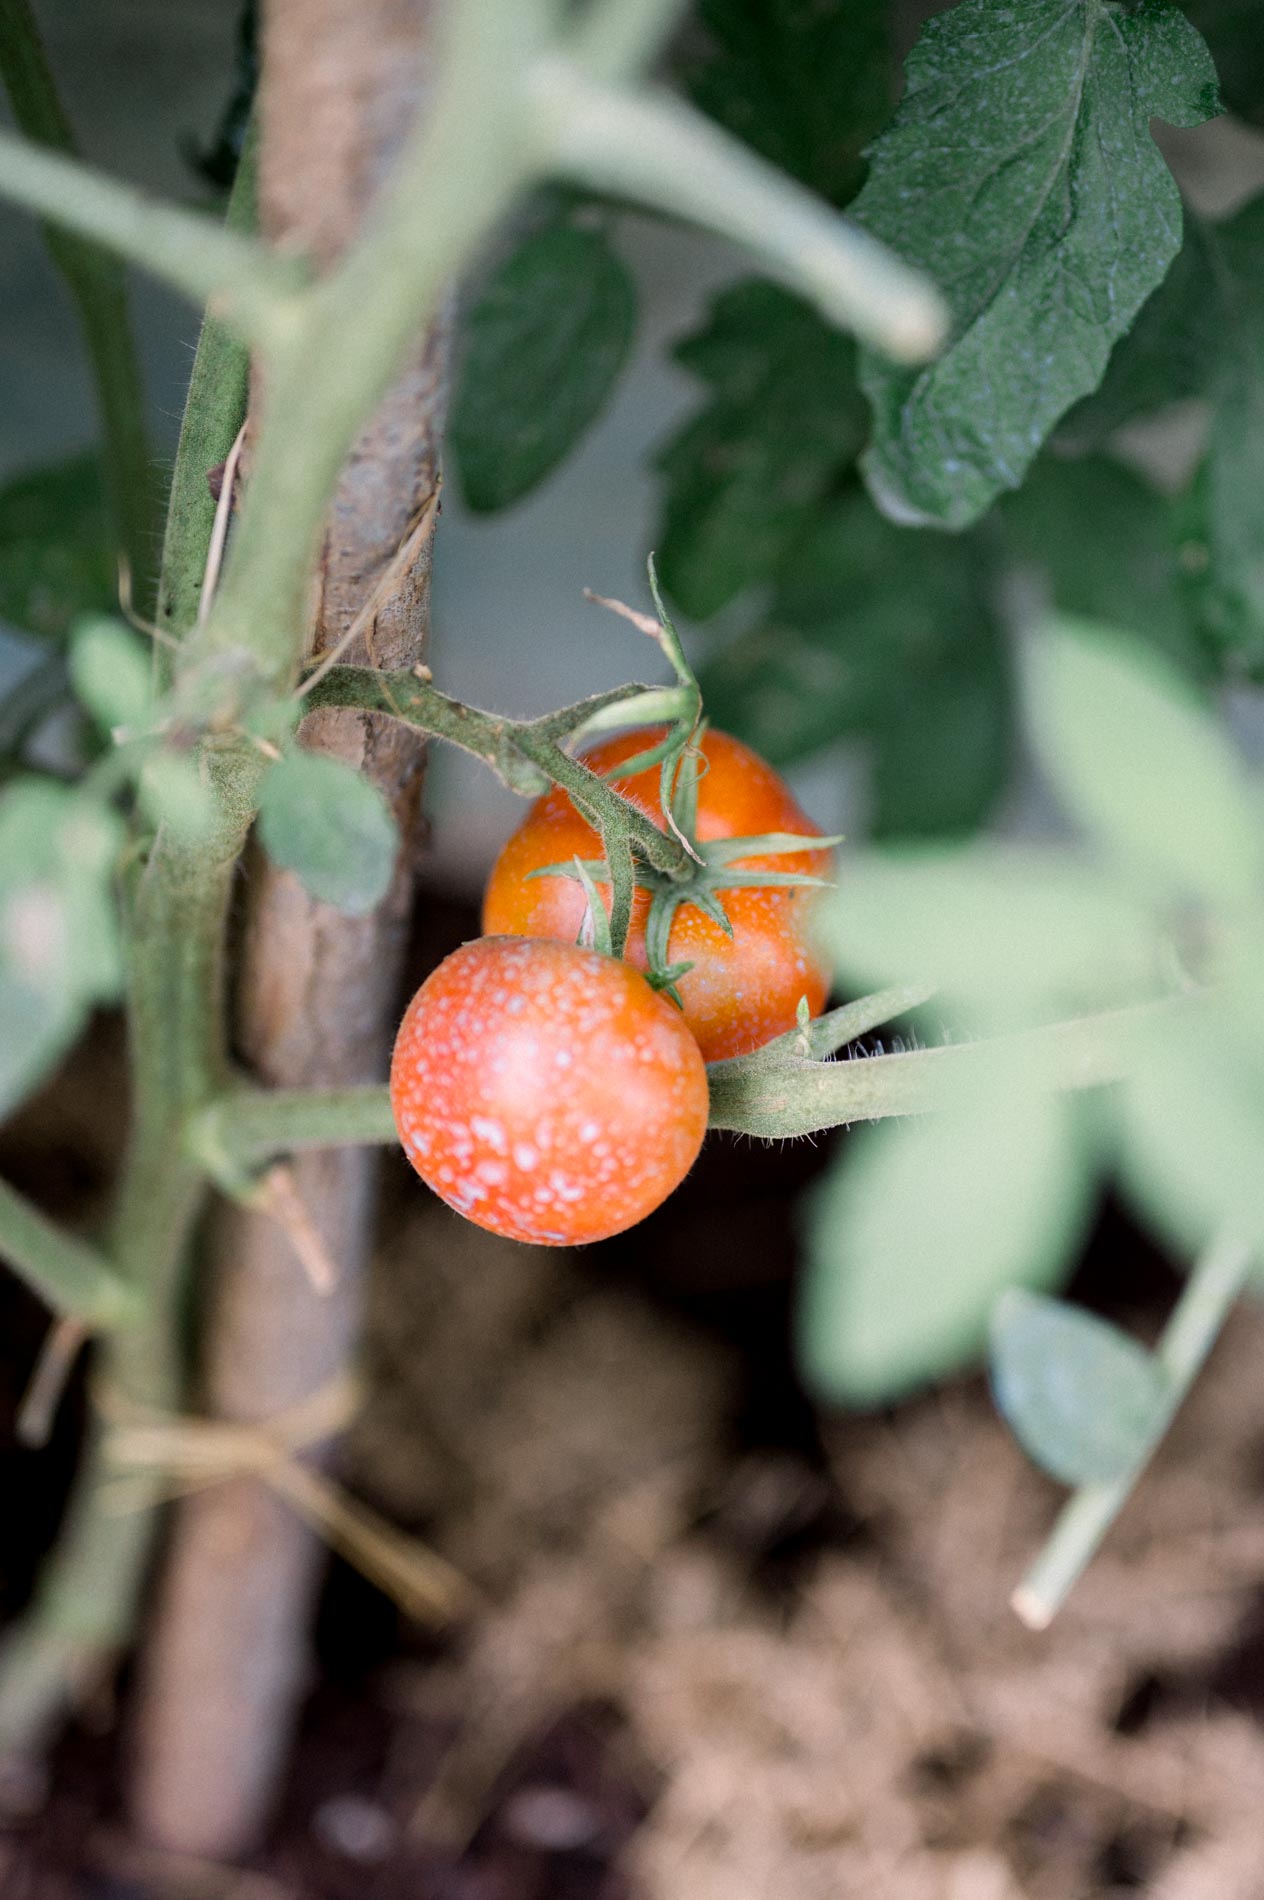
[854,0,1221,529]
[800,1087,1092,1405]
[699,491,1008,834]
[0,454,115,641]
[1054,196,1264,676]
[1183,0,1264,125]
[1000,454,1204,675]
[1057,217,1221,447]
[1121,999,1264,1266]
[0,778,123,1117]
[869,651,1010,839]
[654,282,866,619]
[683,0,892,205]
[257,750,398,916]
[991,1290,1167,1485]
[452,219,636,512]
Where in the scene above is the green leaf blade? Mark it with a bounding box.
[683,0,893,206]
[991,1290,1167,1485]
[654,282,866,619]
[0,454,115,641]
[854,0,1221,529]
[1024,617,1259,907]
[257,751,398,917]
[452,219,636,513]
[698,492,1008,835]
[0,778,124,1118]
[800,1088,1092,1406]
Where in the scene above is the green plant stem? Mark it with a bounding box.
[0,124,302,345]
[706,999,1170,1139]
[0,1177,138,1326]
[1012,1227,1253,1631]
[572,0,689,82]
[305,665,696,874]
[0,150,265,1741]
[191,1086,399,1174]
[529,58,948,362]
[0,776,258,1754]
[193,3,543,687]
[193,995,1172,1170]
[154,124,256,669]
[0,0,161,610]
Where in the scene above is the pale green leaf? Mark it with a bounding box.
[991,1289,1167,1485]
[1121,997,1264,1266]
[854,0,1221,528]
[815,843,1160,1027]
[800,1089,1092,1405]
[1025,618,1259,906]
[0,778,123,1117]
[69,616,153,733]
[257,750,398,916]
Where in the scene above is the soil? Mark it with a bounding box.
[3,901,1264,1899]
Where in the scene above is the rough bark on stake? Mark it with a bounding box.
[131,0,449,1857]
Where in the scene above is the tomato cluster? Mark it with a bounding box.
[390,727,832,1245]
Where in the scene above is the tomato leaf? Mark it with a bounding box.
[654,282,866,620]
[800,1087,1093,1405]
[1182,0,1264,126]
[451,217,636,513]
[815,843,1159,1030]
[853,0,1221,529]
[1000,455,1205,678]
[0,454,115,641]
[69,616,153,734]
[682,0,893,206]
[0,778,124,1117]
[1121,1001,1264,1269]
[1057,198,1264,677]
[257,750,398,916]
[1024,618,1260,908]
[991,1290,1167,1486]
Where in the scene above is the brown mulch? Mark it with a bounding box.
[4,1020,1264,1897]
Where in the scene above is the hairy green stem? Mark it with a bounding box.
[1012,1228,1253,1631]
[0,1178,138,1326]
[0,0,161,609]
[194,4,542,687]
[706,999,1170,1139]
[194,995,1171,1169]
[0,124,302,344]
[305,665,696,874]
[191,1086,399,1175]
[154,126,256,671]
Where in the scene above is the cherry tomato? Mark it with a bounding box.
[482,727,832,1061]
[390,935,709,1245]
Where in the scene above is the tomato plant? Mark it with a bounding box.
[390,935,709,1244]
[482,725,832,1060]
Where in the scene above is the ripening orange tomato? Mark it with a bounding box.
[390,936,709,1245]
[482,727,832,1061]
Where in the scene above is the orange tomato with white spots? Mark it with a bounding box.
[390,936,709,1244]
[482,727,832,1061]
